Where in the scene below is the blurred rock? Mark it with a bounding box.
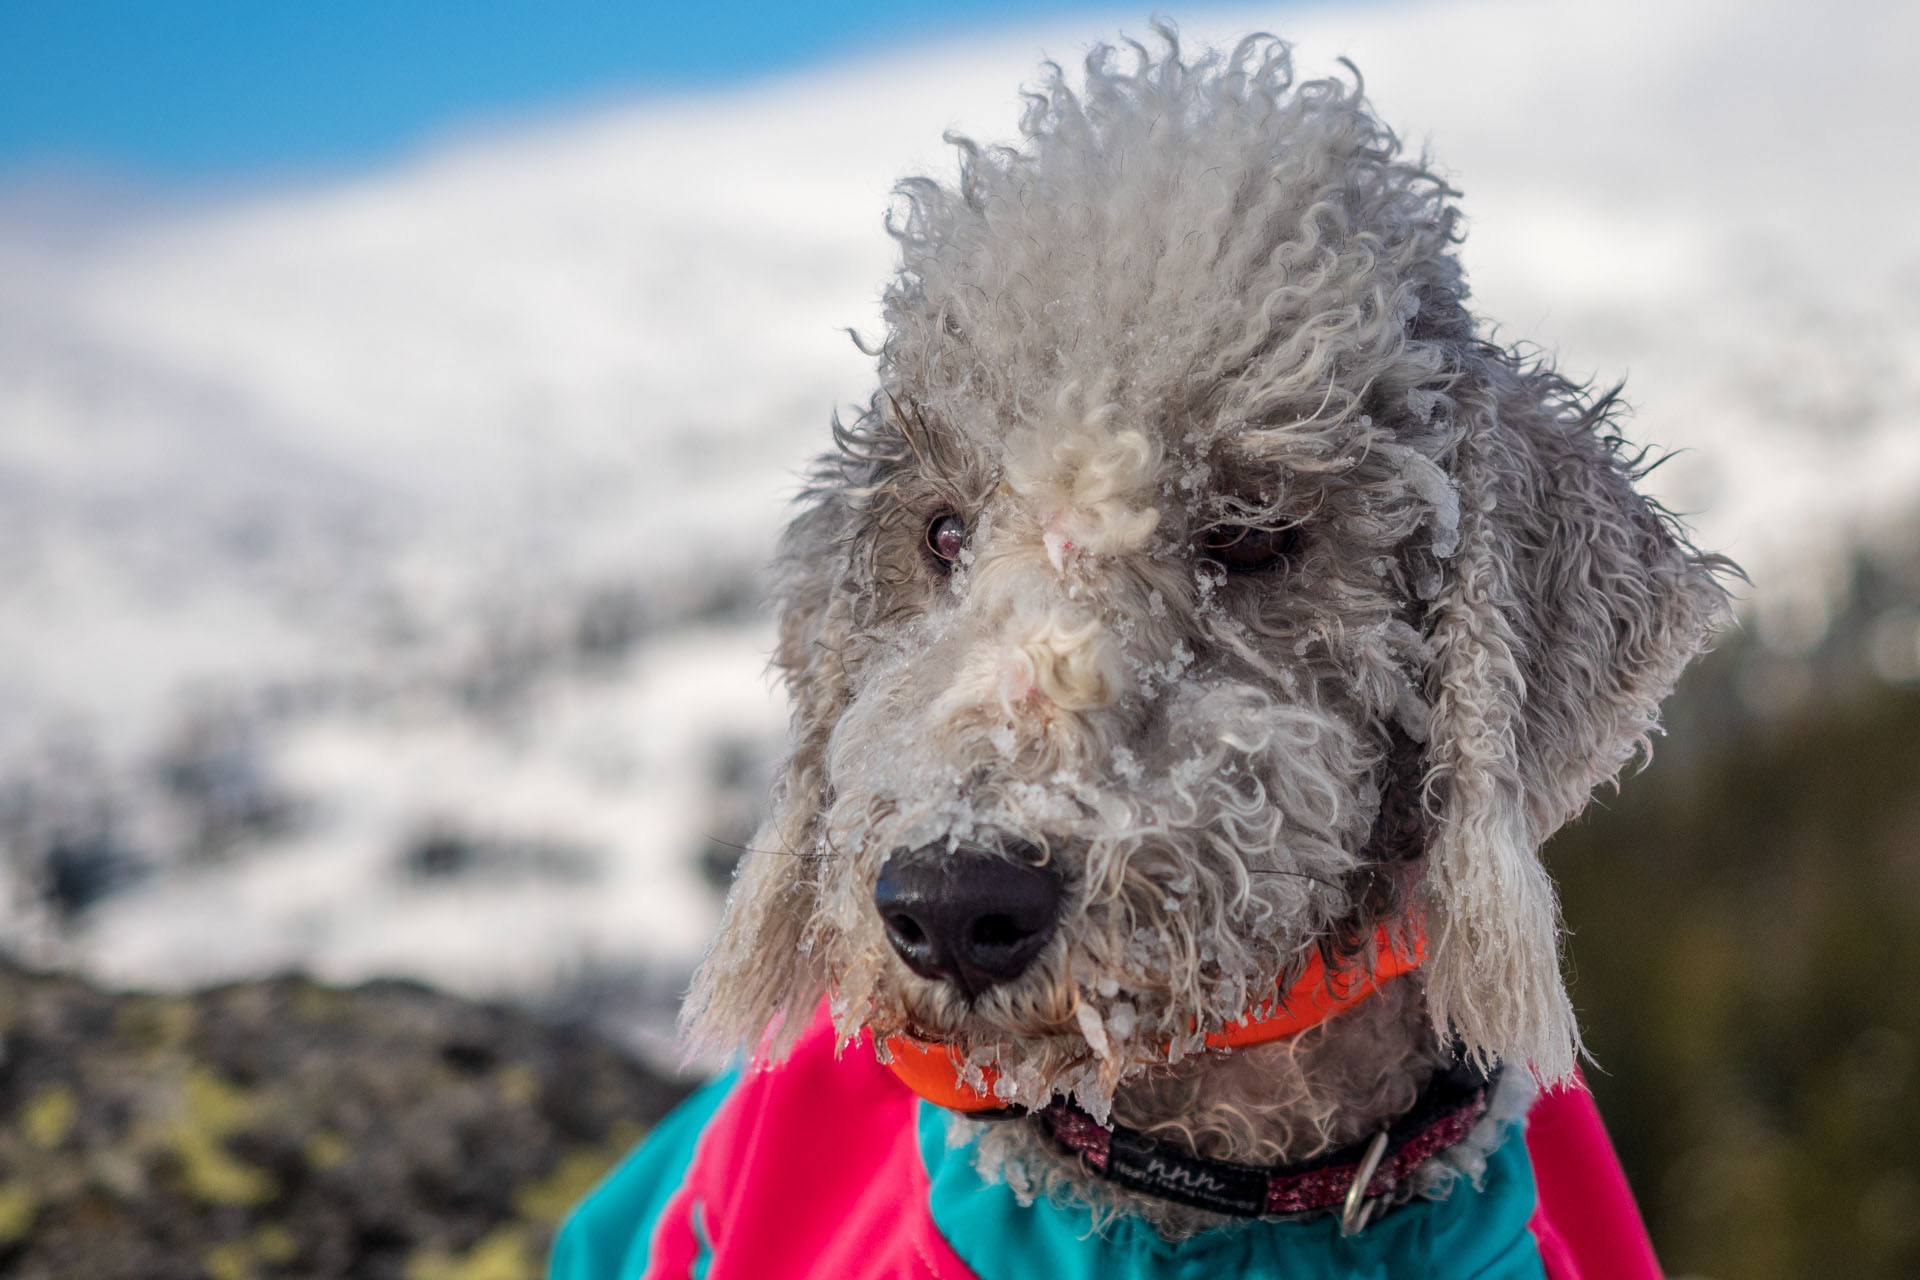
[0,963,692,1279]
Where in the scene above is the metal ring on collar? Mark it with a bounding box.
[1340,1129,1391,1237]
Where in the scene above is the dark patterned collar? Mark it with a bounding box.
[1036,1060,1497,1230]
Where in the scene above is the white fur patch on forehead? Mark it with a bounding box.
[1004,387,1163,572]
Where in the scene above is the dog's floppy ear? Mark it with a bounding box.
[1420,355,1731,1082]
[682,488,854,1060]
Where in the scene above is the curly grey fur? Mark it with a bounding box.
[683,27,1731,1239]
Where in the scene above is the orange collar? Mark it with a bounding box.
[880,920,1427,1112]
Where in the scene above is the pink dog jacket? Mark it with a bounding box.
[551,1008,1661,1280]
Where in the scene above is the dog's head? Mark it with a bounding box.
[686,34,1729,1106]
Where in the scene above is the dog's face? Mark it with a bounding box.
[687,37,1728,1111]
[779,386,1437,1112]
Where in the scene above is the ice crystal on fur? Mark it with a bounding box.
[683,26,1730,1237]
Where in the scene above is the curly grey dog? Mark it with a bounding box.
[680,30,1729,1248]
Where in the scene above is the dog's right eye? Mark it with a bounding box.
[926,513,967,567]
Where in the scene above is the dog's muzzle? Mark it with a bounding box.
[872,841,1062,997]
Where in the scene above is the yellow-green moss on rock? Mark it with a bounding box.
[404,1225,538,1280]
[0,961,690,1277]
[20,1084,78,1150]
[0,1179,41,1244]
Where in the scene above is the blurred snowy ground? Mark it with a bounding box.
[1,0,1916,1063]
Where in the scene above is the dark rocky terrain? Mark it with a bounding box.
[0,964,691,1280]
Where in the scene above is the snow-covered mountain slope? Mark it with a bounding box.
[2,0,1914,1045]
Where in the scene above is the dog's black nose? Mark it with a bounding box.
[873,843,1062,995]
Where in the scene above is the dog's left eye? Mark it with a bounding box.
[1200,524,1300,574]
[926,513,967,566]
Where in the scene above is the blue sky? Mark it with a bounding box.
[1,1,1131,181]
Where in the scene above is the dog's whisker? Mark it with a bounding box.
[703,836,831,861]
